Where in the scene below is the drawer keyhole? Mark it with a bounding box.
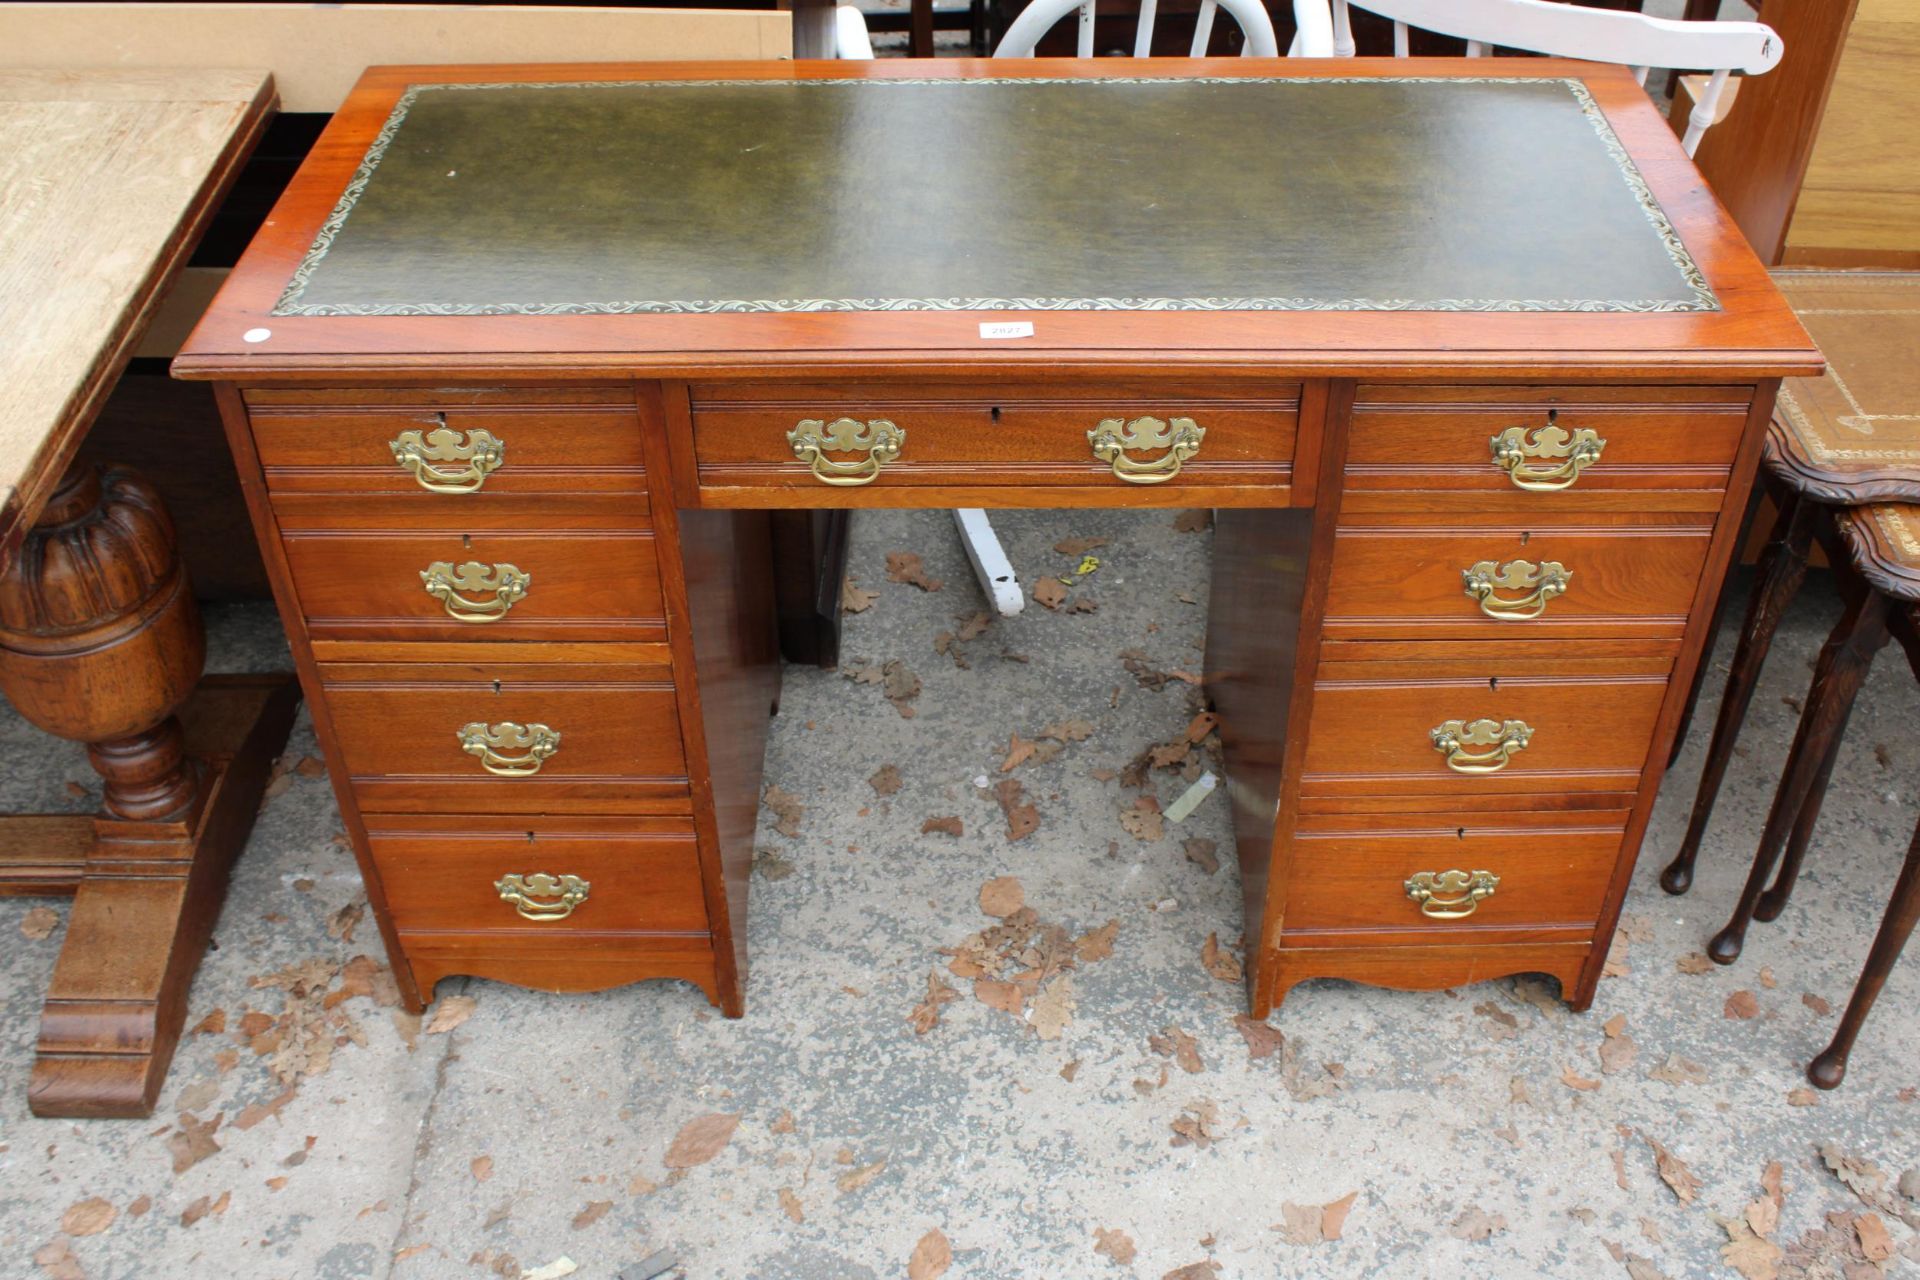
[990,406,1002,424]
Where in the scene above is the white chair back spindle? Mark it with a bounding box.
[994,0,1336,59]
[1329,0,1780,155]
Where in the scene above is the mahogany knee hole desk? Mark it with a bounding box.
[173,58,1821,1020]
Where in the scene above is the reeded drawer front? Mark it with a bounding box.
[245,387,646,495]
[685,379,1298,497]
[1300,655,1670,797]
[280,524,667,642]
[319,661,689,813]
[1345,384,1751,497]
[366,816,709,936]
[1283,812,1628,937]
[1323,517,1713,639]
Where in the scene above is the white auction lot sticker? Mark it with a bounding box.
[978,321,1035,340]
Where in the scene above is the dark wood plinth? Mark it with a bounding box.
[1,675,298,1118]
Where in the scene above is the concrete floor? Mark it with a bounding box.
[2,507,1918,1280]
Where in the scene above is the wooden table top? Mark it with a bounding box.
[0,68,274,556]
[177,58,1818,385]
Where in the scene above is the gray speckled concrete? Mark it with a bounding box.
[2,512,1917,1280]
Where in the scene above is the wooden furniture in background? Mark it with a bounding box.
[1657,272,1916,1086]
[1683,0,1920,267]
[175,59,1817,1022]
[0,69,297,1119]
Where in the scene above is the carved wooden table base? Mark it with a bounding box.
[0,462,296,1117]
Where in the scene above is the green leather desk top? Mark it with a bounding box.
[274,76,1714,318]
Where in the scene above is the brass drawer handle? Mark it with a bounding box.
[786,417,904,486]
[1430,718,1533,773]
[389,420,505,493]
[1405,869,1500,919]
[1462,559,1570,620]
[421,560,530,623]
[1489,420,1605,491]
[457,721,560,776]
[495,872,591,920]
[1088,415,1205,485]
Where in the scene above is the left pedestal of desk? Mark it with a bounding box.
[0,461,298,1117]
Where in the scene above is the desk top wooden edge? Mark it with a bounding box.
[173,57,1820,384]
[0,67,277,554]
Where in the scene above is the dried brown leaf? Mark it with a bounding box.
[20,905,59,940]
[1119,796,1163,842]
[1724,990,1760,1019]
[1561,1066,1602,1092]
[1000,733,1037,772]
[836,1159,887,1194]
[571,1200,612,1230]
[763,785,805,839]
[1093,1227,1137,1265]
[1183,837,1220,875]
[1200,933,1242,984]
[779,1187,804,1223]
[1150,1026,1206,1075]
[472,1155,494,1182]
[1075,920,1119,963]
[168,1111,223,1173]
[1173,510,1211,533]
[1233,1014,1285,1061]
[908,969,960,1035]
[882,660,921,717]
[1055,536,1109,556]
[1676,952,1715,975]
[921,815,963,837]
[1647,1054,1708,1086]
[1450,1206,1507,1241]
[1645,1135,1701,1203]
[994,780,1039,841]
[979,876,1025,918]
[868,764,902,795]
[663,1112,739,1169]
[842,578,878,612]
[1030,975,1075,1040]
[908,1228,952,1280]
[1032,577,1069,609]
[973,978,1024,1015]
[886,551,943,591]
[425,995,476,1035]
[60,1197,116,1237]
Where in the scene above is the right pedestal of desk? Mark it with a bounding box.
[1212,379,1778,1016]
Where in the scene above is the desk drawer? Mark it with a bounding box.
[244,387,647,496]
[1345,385,1751,501]
[1323,516,1713,640]
[1300,650,1670,798]
[279,516,667,643]
[1282,809,1629,939]
[319,660,689,813]
[366,815,709,936]
[685,379,1298,499]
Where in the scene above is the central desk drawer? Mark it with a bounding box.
[319,660,690,813]
[1300,650,1671,798]
[365,815,710,937]
[1323,516,1713,639]
[279,514,667,643]
[684,380,1298,500]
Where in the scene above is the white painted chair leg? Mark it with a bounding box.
[953,508,1025,617]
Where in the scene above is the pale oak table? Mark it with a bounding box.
[0,69,297,1117]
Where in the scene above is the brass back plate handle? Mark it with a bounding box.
[496,872,591,920]
[389,421,505,493]
[1088,415,1205,484]
[787,418,904,486]
[1430,718,1533,773]
[457,721,560,776]
[1489,423,1605,491]
[1462,559,1570,620]
[421,561,530,623]
[1405,869,1500,919]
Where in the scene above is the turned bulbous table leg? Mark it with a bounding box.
[0,463,205,818]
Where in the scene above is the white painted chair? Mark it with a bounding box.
[994,0,1336,58]
[1331,0,1781,155]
